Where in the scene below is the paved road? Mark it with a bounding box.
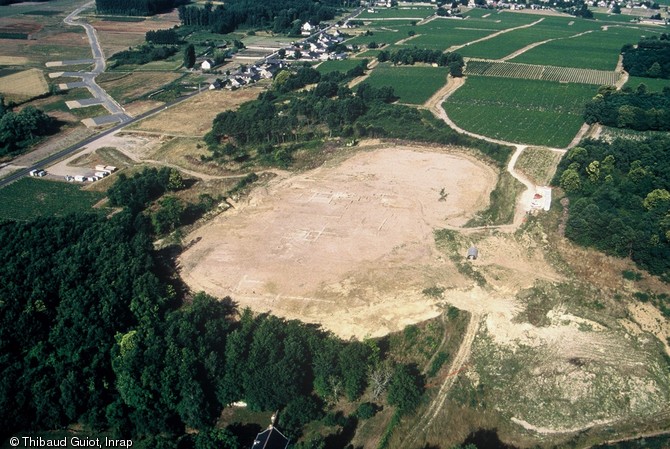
[0,92,200,189]
[62,1,130,121]
[0,5,367,189]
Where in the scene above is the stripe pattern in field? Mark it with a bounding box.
[465,59,620,86]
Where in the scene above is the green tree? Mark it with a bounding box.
[647,61,662,78]
[152,196,184,235]
[167,168,184,191]
[560,169,582,192]
[387,364,424,413]
[184,44,196,69]
[643,189,670,211]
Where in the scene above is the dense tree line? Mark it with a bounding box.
[177,0,340,35]
[108,44,178,68]
[145,28,181,45]
[554,136,670,277]
[377,47,465,76]
[0,168,428,447]
[204,66,511,168]
[95,0,186,16]
[0,211,168,438]
[0,0,56,4]
[584,84,670,131]
[622,34,670,79]
[0,96,58,158]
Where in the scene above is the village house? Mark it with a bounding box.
[301,21,314,36]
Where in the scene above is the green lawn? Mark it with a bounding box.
[0,178,104,221]
[364,64,449,104]
[512,26,659,70]
[444,76,596,147]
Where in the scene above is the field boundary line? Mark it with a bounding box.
[500,29,594,62]
[445,17,545,53]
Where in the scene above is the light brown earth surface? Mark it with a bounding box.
[128,86,264,136]
[179,146,499,339]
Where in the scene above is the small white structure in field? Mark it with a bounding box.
[201,59,215,70]
[530,186,552,211]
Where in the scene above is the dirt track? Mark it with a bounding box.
[404,312,483,447]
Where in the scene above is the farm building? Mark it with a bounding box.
[251,426,289,449]
[201,59,215,70]
[467,246,478,260]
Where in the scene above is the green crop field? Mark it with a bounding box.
[364,64,448,104]
[405,23,496,51]
[316,59,366,74]
[0,178,104,221]
[347,28,411,47]
[357,6,435,19]
[625,76,670,92]
[458,16,603,59]
[444,76,596,147]
[512,26,658,70]
[464,60,619,85]
[462,9,541,28]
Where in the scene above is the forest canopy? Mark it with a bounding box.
[178,0,342,35]
[554,136,670,278]
[95,0,186,16]
[0,97,58,158]
[622,34,670,79]
[583,84,670,131]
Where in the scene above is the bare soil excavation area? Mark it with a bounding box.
[180,146,497,338]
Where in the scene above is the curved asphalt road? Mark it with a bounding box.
[63,1,130,121]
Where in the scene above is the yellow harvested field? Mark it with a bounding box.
[0,68,49,101]
[0,56,29,65]
[130,86,263,136]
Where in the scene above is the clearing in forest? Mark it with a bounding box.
[179,146,499,339]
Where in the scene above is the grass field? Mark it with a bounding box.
[97,71,183,103]
[316,59,367,74]
[444,77,595,147]
[512,26,659,70]
[364,64,449,104]
[0,68,49,102]
[515,147,563,185]
[625,76,670,92]
[0,178,104,221]
[130,86,263,135]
